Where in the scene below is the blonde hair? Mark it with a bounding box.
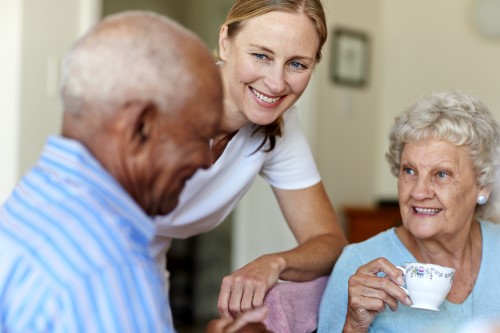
[222,0,327,62]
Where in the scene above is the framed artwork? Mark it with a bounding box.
[330,28,370,87]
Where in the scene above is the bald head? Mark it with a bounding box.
[59,11,223,216]
[61,11,218,118]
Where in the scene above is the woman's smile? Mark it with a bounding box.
[250,87,284,106]
[413,206,442,215]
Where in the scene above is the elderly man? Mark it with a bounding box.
[0,11,267,333]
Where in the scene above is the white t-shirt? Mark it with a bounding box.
[151,106,321,260]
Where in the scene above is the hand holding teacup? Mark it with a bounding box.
[396,263,455,311]
[343,258,413,332]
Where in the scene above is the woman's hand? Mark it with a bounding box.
[343,257,412,333]
[205,306,272,333]
[217,254,284,318]
[217,183,347,319]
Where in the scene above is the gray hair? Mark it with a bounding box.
[385,90,500,218]
[60,11,199,117]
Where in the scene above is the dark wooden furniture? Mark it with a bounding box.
[343,205,402,243]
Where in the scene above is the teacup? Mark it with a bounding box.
[396,262,455,311]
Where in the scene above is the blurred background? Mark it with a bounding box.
[2,0,500,331]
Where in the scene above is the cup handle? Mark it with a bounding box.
[395,266,409,295]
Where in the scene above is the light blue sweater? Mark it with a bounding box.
[318,221,500,333]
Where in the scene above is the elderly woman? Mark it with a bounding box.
[318,90,500,332]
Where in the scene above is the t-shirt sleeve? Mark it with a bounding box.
[260,107,321,189]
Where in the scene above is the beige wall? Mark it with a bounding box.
[18,1,79,176]
[0,0,99,202]
[317,0,382,215]
[0,0,22,201]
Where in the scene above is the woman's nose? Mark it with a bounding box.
[264,65,286,93]
[410,176,434,200]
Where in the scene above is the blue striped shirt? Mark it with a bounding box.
[0,136,174,332]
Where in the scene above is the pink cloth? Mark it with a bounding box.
[263,276,329,333]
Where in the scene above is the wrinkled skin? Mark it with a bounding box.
[342,258,411,332]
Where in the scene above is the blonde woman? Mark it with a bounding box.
[153,0,347,319]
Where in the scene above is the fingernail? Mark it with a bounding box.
[405,297,413,306]
[397,276,404,285]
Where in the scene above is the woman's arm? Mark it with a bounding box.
[217,181,347,317]
[270,181,347,280]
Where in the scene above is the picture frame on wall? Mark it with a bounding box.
[330,27,370,87]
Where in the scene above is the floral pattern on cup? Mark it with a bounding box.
[406,265,455,282]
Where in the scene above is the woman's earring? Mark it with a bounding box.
[477,195,488,205]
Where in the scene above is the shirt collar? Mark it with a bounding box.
[39,135,156,243]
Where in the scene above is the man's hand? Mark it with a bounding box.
[205,306,272,333]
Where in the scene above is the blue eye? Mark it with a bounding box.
[402,168,414,175]
[437,171,448,178]
[289,60,306,70]
[252,53,268,61]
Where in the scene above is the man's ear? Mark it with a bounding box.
[120,101,159,149]
[219,25,230,61]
